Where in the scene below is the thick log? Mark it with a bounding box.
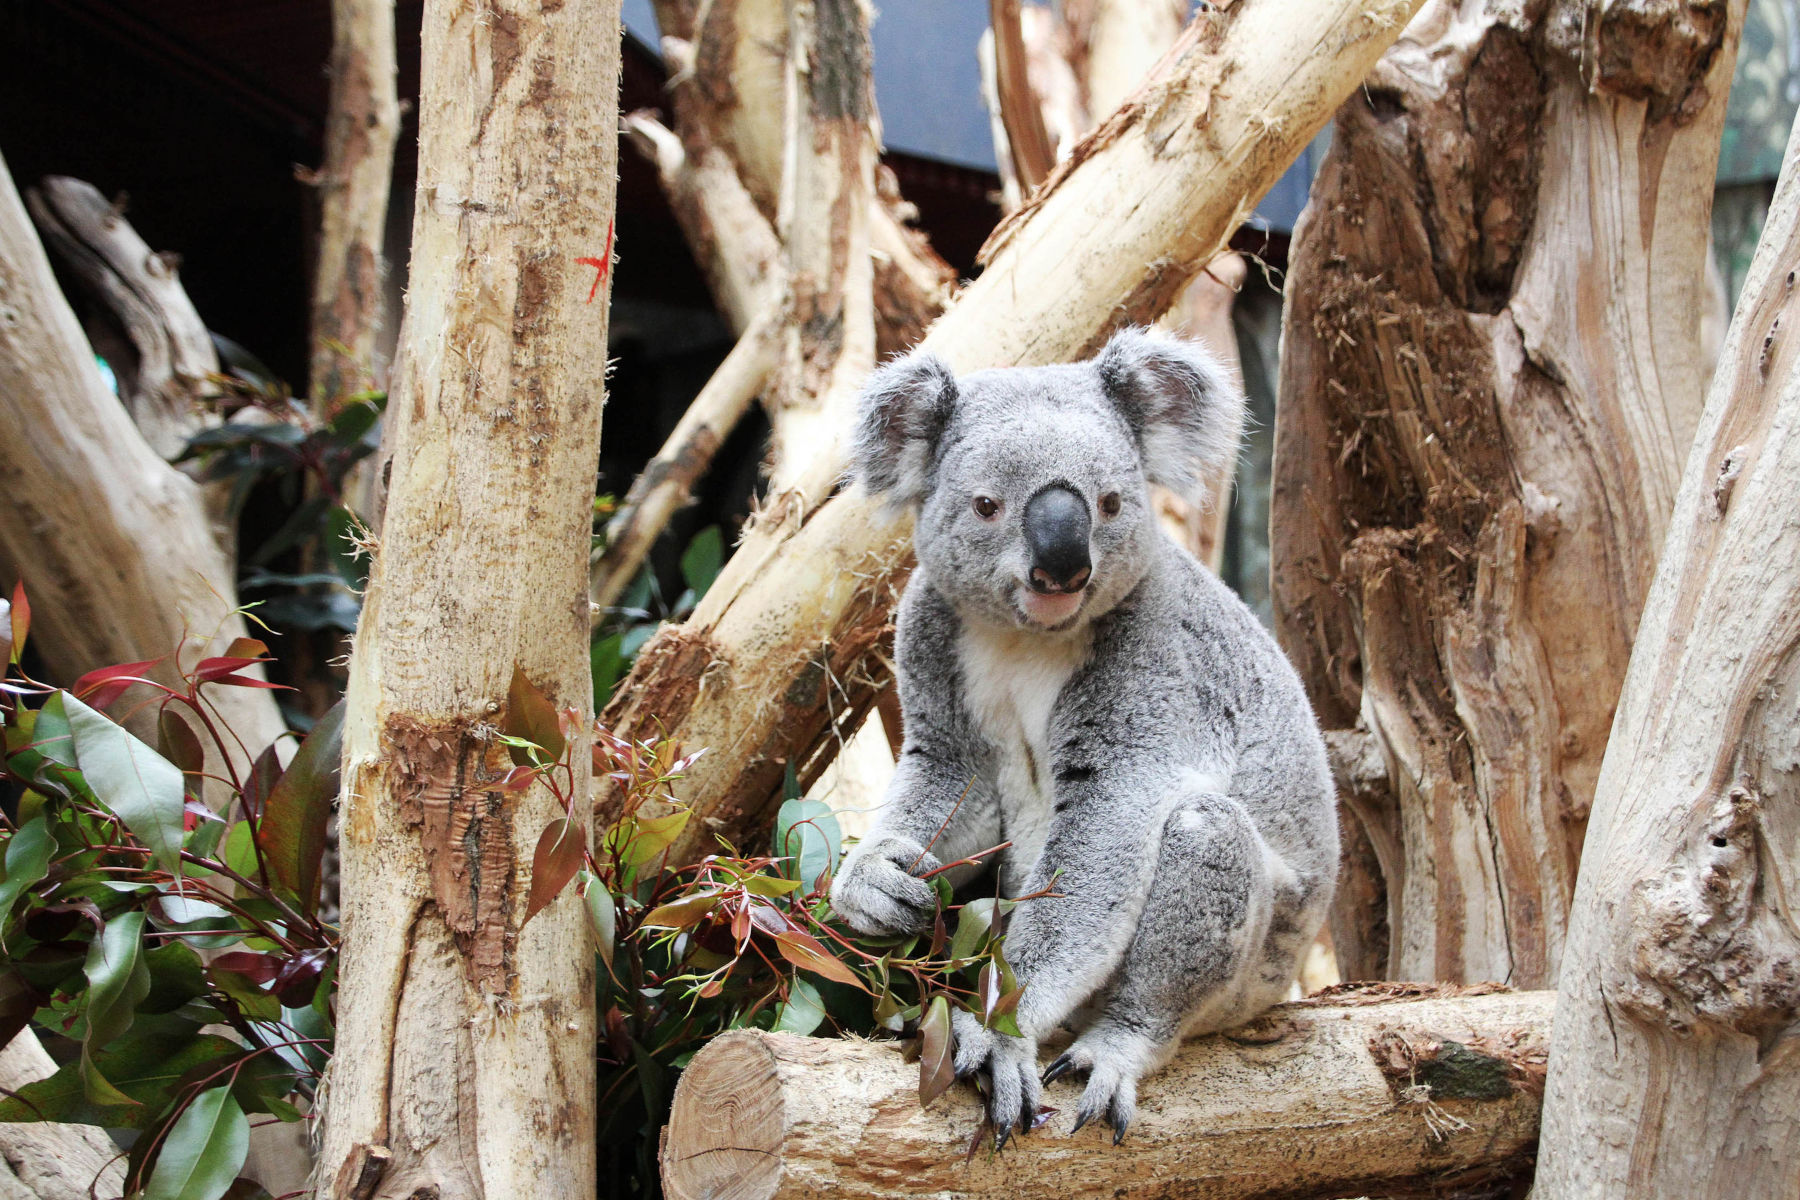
[24,176,217,461]
[306,0,401,403]
[314,0,620,1194]
[1271,0,1745,986]
[661,987,1552,1200]
[0,150,288,772]
[1534,109,1800,1199]
[0,1032,126,1200]
[601,0,1429,863]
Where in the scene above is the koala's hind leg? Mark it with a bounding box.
[1043,788,1282,1141]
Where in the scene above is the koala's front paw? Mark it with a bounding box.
[952,1008,1041,1148]
[829,837,941,936]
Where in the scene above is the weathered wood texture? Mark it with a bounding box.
[1534,110,1800,1200]
[764,0,877,490]
[315,0,620,1195]
[0,1032,127,1200]
[662,987,1552,1200]
[600,0,1430,863]
[0,151,288,770]
[308,0,401,403]
[1272,0,1745,986]
[24,176,217,461]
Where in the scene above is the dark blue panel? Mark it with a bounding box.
[871,0,999,170]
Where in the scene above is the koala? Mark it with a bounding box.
[829,328,1337,1146]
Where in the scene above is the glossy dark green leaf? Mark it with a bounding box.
[578,870,616,972]
[32,692,77,770]
[142,1085,248,1200]
[0,818,54,938]
[918,995,955,1107]
[83,911,150,1050]
[503,666,565,767]
[679,526,724,598]
[773,799,841,893]
[773,976,825,1035]
[142,942,209,1014]
[0,1026,238,1129]
[65,693,184,871]
[256,698,343,904]
[950,898,1002,963]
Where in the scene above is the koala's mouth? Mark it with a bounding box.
[1015,586,1086,628]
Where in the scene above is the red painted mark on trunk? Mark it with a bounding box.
[577,219,616,303]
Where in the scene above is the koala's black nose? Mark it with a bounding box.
[1023,485,1092,593]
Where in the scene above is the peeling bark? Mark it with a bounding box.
[662,988,1553,1200]
[600,0,1430,864]
[1536,107,1800,1200]
[1272,0,1745,987]
[315,0,620,1194]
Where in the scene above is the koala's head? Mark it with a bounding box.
[850,328,1243,633]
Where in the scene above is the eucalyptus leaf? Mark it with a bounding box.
[0,818,53,939]
[773,799,841,893]
[773,977,825,1035]
[142,1085,248,1200]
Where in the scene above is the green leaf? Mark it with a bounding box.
[142,942,208,1014]
[742,874,803,898]
[608,810,689,871]
[83,911,150,1049]
[503,666,566,768]
[590,631,626,709]
[641,891,721,930]
[256,699,343,904]
[32,692,77,770]
[578,871,616,971]
[918,995,955,1107]
[679,526,724,599]
[0,1026,239,1129]
[773,799,841,893]
[0,818,54,939]
[773,977,825,1035]
[523,818,585,926]
[142,1085,248,1200]
[65,693,185,871]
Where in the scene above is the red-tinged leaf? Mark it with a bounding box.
[255,700,342,905]
[199,673,290,691]
[209,952,281,985]
[503,665,565,767]
[221,638,268,660]
[747,903,790,937]
[697,978,723,999]
[9,582,28,664]
[523,819,585,927]
[730,906,751,943]
[158,711,206,780]
[72,659,164,709]
[239,744,282,820]
[272,948,329,1008]
[557,706,581,739]
[192,657,269,683]
[491,764,537,794]
[773,930,867,991]
[640,891,723,930]
[919,995,955,1107]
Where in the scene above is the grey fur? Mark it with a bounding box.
[832,328,1337,1142]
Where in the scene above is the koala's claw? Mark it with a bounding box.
[1041,1051,1076,1085]
[1047,1043,1139,1143]
[952,1009,1040,1144]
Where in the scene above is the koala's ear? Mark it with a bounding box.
[848,351,959,508]
[1094,327,1245,496]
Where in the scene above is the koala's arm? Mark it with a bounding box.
[831,583,999,936]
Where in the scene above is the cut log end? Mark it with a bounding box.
[661,1031,788,1200]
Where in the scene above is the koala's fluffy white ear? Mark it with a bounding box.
[848,352,959,508]
[1095,327,1245,498]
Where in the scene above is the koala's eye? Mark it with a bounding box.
[1099,492,1122,518]
[972,495,1001,520]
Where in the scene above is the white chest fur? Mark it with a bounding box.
[957,622,1093,893]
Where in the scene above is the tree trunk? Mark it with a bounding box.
[308,0,401,403]
[661,986,1552,1200]
[1533,109,1800,1200]
[0,149,288,770]
[764,0,877,491]
[1271,0,1744,986]
[314,1,620,1195]
[600,0,1430,864]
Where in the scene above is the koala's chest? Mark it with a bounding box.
[956,625,1092,892]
